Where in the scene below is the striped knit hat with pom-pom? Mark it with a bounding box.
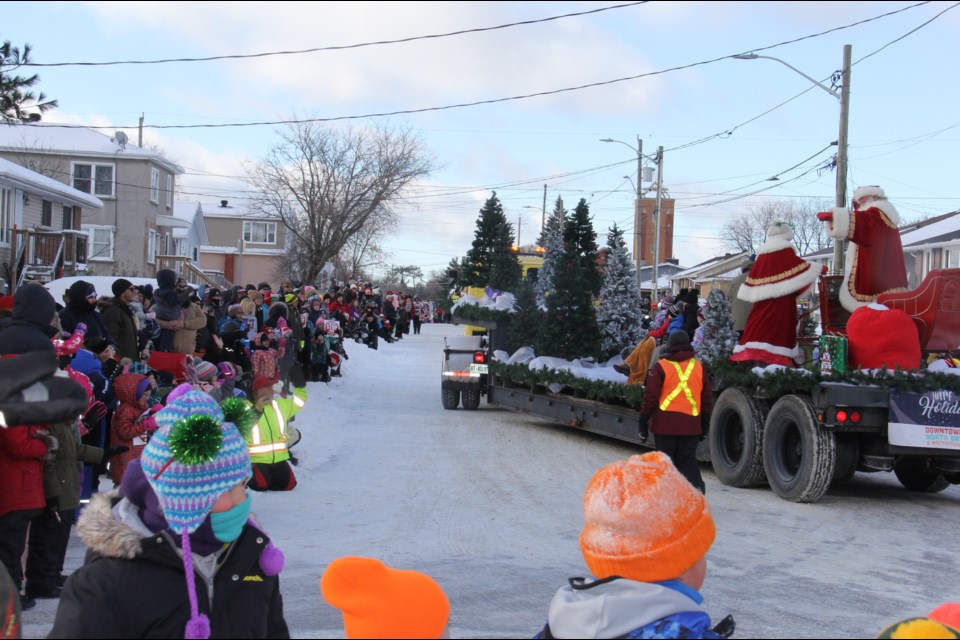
[140,390,252,639]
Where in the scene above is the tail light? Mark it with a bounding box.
[473,351,486,364]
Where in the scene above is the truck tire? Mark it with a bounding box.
[442,388,461,410]
[894,458,950,493]
[708,387,767,488]
[462,388,482,410]
[763,395,836,503]
[831,436,859,484]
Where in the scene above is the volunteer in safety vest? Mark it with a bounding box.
[246,364,308,492]
[638,330,713,493]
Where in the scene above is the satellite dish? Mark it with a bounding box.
[113,131,129,149]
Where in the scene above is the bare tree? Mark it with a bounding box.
[333,207,397,282]
[720,198,832,256]
[244,119,434,284]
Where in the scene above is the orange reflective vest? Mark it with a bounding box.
[657,358,704,417]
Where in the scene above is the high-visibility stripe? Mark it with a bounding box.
[270,401,286,438]
[249,442,287,454]
[251,424,262,446]
[659,360,700,416]
[293,395,305,409]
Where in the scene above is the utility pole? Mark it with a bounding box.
[635,136,643,293]
[541,184,547,234]
[834,44,852,274]
[652,146,664,303]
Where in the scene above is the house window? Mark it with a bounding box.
[62,206,73,229]
[947,249,960,270]
[147,229,157,264]
[72,163,115,197]
[83,225,115,261]
[150,168,160,204]
[0,188,11,244]
[192,246,199,262]
[41,200,53,227]
[243,220,277,244]
[166,175,173,208]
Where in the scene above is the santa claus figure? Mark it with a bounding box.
[728,221,821,367]
[817,185,908,313]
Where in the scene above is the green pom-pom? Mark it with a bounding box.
[220,398,256,437]
[168,415,223,465]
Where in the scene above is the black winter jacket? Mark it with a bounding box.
[49,490,289,639]
[0,284,58,356]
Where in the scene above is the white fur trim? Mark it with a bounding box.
[853,185,885,203]
[756,236,795,256]
[828,207,850,240]
[864,199,900,226]
[767,222,794,240]
[733,341,801,359]
[867,302,889,311]
[838,241,863,313]
[738,261,820,303]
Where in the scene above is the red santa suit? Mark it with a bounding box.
[824,185,908,313]
[728,223,820,367]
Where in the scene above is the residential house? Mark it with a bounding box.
[197,200,287,289]
[669,252,751,301]
[0,123,184,278]
[638,258,686,300]
[0,156,103,292]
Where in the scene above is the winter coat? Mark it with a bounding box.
[534,576,722,639]
[0,284,58,356]
[100,297,139,361]
[42,419,103,512]
[109,372,153,485]
[157,299,206,355]
[59,281,110,341]
[0,424,49,517]
[48,490,289,639]
[640,346,713,437]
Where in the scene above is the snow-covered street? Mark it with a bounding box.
[23,322,960,638]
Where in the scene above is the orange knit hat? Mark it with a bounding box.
[579,451,715,583]
[320,556,450,639]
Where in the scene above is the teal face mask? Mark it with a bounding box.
[210,495,252,543]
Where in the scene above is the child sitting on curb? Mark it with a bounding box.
[533,451,734,639]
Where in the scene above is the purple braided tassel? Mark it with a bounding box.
[181,531,211,639]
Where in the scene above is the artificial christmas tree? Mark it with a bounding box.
[462,191,522,292]
[535,197,567,309]
[692,288,739,367]
[597,224,646,361]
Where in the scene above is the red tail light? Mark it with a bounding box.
[473,351,486,364]
[836,410,848,423]
[850,411,861,423]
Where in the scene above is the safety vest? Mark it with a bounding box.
[657,358,704,417]
[247,387,307,464]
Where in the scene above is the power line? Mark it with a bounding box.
[25,2,650,67]
[27,1,935,132]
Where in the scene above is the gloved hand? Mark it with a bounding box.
[101,446,130,464]
[45,496,61,519]
[289,363,307,389]
[83,401,108,430]
[816,211,833,222]
[144,311,157,320]
[142,415,158,433]
[638,414,650,443]
[34,429,59,462]
[74,322,88,336]
[700,413,711,442]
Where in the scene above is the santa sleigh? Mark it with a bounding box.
[818,269,960,353]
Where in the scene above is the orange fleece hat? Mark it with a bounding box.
[580,451,715,583]
[320,556,450,639]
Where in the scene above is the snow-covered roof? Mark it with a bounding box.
[0,122,183,175]
[900,210,960,248]
[200,201,276,219]
[0,157,102,209]
[673,253,745,279]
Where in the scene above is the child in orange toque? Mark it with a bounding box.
[320,556,450,639]
[533,452,734,639]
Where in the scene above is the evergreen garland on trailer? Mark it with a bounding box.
[597,224,646,361]
[462,191,522,292]
[693,288,740,367]
[535,197,567,309]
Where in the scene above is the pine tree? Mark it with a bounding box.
[535,197,567,309]
[509,277,543,351]
[538,201,602,360]
[597,224,646,360]
[564,198,602,296]
[693,288,739,367]
[1,41,58,123]
[462,192,522,292]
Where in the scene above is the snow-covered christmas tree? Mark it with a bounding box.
[693,288,739,366]
[535,197,567,309]
[597,224,646,360]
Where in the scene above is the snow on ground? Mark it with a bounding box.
[22,322,960,639]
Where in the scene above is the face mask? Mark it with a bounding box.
[210,495,252,543]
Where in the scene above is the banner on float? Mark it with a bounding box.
[888,389,960,450]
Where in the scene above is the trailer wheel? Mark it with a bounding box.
[441,387,461,410]
[763,395,836,503]
[462,388,482,410]
[708,388,768,487]
[894,458,950,493]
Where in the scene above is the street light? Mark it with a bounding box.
[733,46,851,272]
[600,135,646,293]
[523,205,544,241]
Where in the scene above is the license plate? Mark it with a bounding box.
[469,363,488,374]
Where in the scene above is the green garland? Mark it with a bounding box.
[451,305,513,325]
[220,397,257,438]
[491,358,960,408]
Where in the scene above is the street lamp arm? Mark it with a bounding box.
[732,53,839,100]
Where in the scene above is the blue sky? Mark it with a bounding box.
[5,1,959,279]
